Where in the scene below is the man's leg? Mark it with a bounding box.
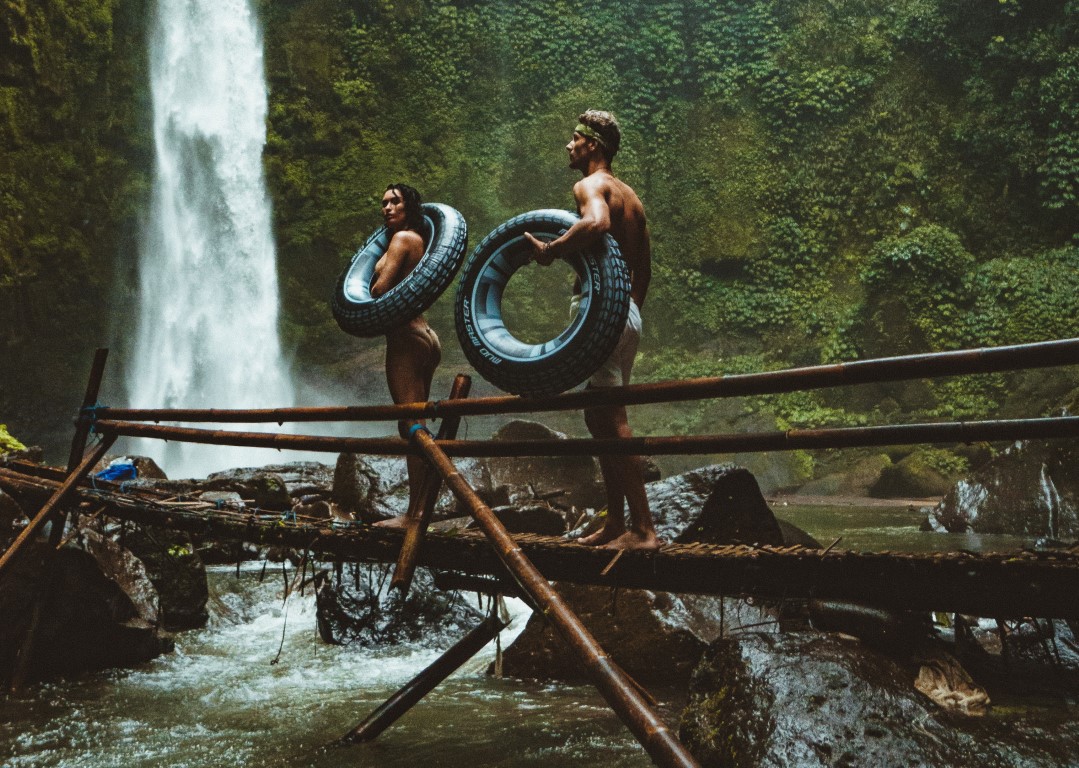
[578,403,659,550]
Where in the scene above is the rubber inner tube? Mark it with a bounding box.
[454,209,631,396]
[332,203,468,338]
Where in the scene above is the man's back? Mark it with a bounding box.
[575,171,651,308]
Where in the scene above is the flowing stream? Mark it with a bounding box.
[127,0,294,478]
[0,565,651,768]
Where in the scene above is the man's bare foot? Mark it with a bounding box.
[577,526,626,546]
[601,530,661,551]
[373,516,411,530]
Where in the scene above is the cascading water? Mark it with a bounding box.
[127,0,293,478]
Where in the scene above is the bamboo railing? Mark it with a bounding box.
[90,337,1079,423]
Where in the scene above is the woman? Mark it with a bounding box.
[370,183,441,528]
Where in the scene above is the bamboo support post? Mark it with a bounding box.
[93,414,1079,458]
[390,374,471,595]
[341,612,507,744]
[94,337,1079,423]
[0,435,116,581]
[409,428,700,768]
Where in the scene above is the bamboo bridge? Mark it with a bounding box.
[4,338,1079,768]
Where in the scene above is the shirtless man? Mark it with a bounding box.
[371,183,441,529]
[524,110,659,551]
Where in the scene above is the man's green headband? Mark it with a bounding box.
[575,123,609,151]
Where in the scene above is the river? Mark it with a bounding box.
[0,503,1042,767]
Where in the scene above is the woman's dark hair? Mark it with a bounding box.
[385,183,424,232]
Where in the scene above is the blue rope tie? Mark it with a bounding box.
[408,423,431,440]
[81,403,107,433]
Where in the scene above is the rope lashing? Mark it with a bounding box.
[408,423,432,440]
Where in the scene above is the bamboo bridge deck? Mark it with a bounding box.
[3,460,1078,619]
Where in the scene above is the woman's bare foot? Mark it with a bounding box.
[602,530,661,551]
[577,525,626,546]
[373,515,411,530]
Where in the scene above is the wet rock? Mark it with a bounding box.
[466,503,566,536]
[914,648,990,715]
[361,455,492,521]
[675,467,784,545]
[798,454,892,497]
[497,582,774,686]
[871,452,953,498]
[929,440,1079,537]
[118,525,209,631]
[332,452,381,520]
[679,632,1079,768]
[486,420,605,511]
[258,461,335,498]
[643,464,740,541]
[314,565,485,648]
[202,468,292,510]
[0,534,172,686]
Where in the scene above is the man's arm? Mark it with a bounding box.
[525,177,610,265]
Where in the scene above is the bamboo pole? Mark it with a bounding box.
[94,337,1079,423]
[341,612,507,743]
[0,435,116,581]
[390,374,471,595]
[409,429,700,768]
[65,348,110,471]
[94,414,1079,458]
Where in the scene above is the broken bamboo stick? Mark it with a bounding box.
[0,435,116,581]
[408,428,700,768]
[341,612,507,743]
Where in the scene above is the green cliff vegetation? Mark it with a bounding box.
[3,0,1077,480]
[1,0,149,445]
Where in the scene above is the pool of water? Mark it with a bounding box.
[775,502,1036,553]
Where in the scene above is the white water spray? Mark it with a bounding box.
[128,0,293,477]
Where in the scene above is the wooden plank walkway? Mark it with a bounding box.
[3,462,1078,618]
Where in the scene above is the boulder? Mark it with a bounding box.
[0,532,172,685]
[929,440,1079,537]
[201,468,292,510]
[497,582,772,685]
[258,461,335,498]
[466,503,567,536]
[870,452,953,499]
[798,454,892,498]
[332,452,381,521]
[675,467,785,545]
[679,632,1079,768]
[119,525,209,631]
[485,420,605,511]
[314,565,485,649]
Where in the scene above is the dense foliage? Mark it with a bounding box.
[2,0,1077,467]
[0,0,149,443]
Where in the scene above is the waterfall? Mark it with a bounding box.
[128,0,293,477]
